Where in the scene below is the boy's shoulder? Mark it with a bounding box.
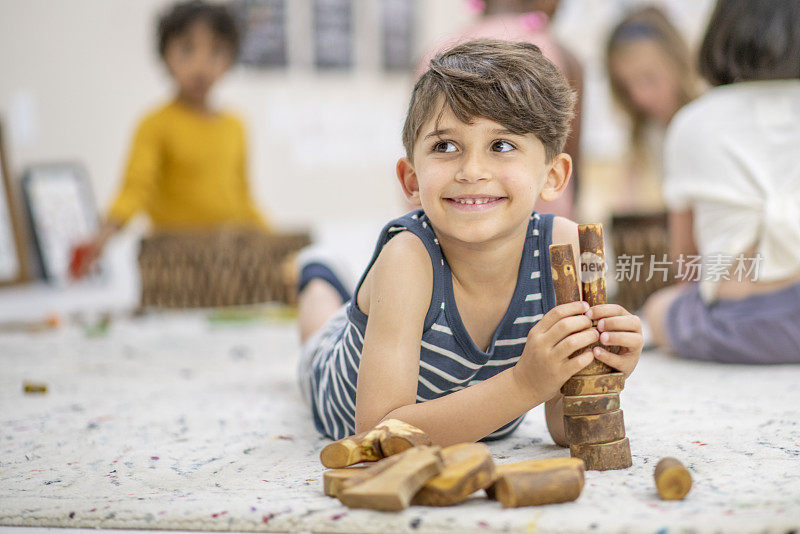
[374,212,431,276]
[550,215,579,256]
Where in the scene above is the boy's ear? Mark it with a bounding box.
[396,157,422,205]
[539,153,572,202]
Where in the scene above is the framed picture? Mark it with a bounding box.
[21,163,99,285]
[381,0,415,71]
[230,0,288,68]
[313,0,353,69]
[0,121,27,286]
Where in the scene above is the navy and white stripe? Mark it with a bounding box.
[308,209,555,441]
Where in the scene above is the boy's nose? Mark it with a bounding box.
[455,151,490,182]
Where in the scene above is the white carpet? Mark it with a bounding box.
[1,309,799,533]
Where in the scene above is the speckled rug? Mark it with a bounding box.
[1,310,799,533]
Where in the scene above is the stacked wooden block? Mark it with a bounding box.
[320,420,586,511]
[549,223,632,471]
[138,228,310,309]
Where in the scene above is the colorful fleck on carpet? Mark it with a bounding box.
[1,310,798,533]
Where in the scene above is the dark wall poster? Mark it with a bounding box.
[381,0,415,71]
[313,0,353,69]
[230,0,287,68]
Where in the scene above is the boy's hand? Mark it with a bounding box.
[588,304,643,378]
[513,301,598,402]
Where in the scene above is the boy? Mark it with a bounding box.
[72,0,267,277]
[298,40,643,446]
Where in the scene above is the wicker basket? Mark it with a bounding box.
[609,212,675,312]
[138,228,310,309]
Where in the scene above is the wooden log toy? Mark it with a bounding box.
[575,223,617,375]
[562,393,620,416]
[412,443,495,506]
[320,428,384,468]
[549,244,581,305]
[549,224,632,471]
[323,466,368,497]
[560,372,625,396]
[563,410,626,446]
[569,437,632,471]
[487,457,586,508]
[654,457,692,500]
[319,419,431,468]
[337,446,443,511]
[486,457,584,500]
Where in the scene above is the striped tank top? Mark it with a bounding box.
[308,209,556,441]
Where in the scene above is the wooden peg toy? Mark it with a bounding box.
[487,457,585,507]
[654,457,692,500]
[412,443,495,506]
[337,446,443,511]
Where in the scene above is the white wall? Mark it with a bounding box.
[0,0,713,231]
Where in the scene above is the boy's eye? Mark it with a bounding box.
[433,141,457,153]
[492,140,515,152]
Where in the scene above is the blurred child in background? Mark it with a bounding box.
[418,0,583,219]
[644,0,800,364]
[72,0,268,277]
[605,6,701,213]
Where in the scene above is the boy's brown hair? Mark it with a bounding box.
[403,39,575,162]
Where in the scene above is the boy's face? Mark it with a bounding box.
[397,104,570,246]
[164,20,234,106]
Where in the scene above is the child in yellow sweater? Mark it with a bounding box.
[73,0,267,277]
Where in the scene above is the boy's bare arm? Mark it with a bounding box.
[354,233,433,433]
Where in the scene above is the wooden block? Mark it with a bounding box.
[376,419,431,456]
[319,419,431,468]
[570,437,632,471]
[491,460,585,508]
[561,372,625,396]
[323,466,367,497]
[486,457,585,500]
[562,393,620,416]
[337,454,406,494]
[338,446,443,511]
[654,457,692,500]
[412,443,495,506]
[564,410,626,446]
[320,428,384,468]
[577,223,607,308]
[549,244,581,305]
[575,223,616,375]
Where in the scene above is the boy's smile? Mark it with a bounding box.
[445,196,506,210]
[397,105,570,247]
